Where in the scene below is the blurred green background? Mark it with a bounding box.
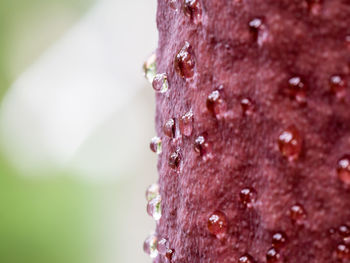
[0,1,95,263]
[0,0,158,262]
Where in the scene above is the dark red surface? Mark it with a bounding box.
[154,0,350,262]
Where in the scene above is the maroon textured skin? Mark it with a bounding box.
[154,0,350,262]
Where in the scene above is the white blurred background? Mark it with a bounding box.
[0,0,158,262]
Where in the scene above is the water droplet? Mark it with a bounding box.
[143,234,158,258]
[306,0,322,15]
[336,243,350,259]
[143,53,157,83]
[249,18,263,32]
[248,18,267,45]
[150,136,162,154]
[152,73,169,93]
[183,0,202,24]
[337,155,350,185]
[174,41,195,79]
[164,118,176,138]
[241,98,255,116]
[179,110,194,136]
[207,211,228,239]
[272,232,287,248]
[147,195,162,221]
[289,203,307,224]
[239,187,257,208]
[266,247,280,262]
[330,75,347,100]
[146,183,160,201]
[239,254,256,263]
[166,248,174,262]
[206,90,227,118]
[169,149,181,169]
[278,126,302,161]
[194,135,211,159]
[287,76,307,105]
[157,238,169,255]
[339,225,350,240]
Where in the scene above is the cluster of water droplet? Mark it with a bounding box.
[141,1,350,261]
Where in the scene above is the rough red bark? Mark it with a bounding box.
[154,0,350,262]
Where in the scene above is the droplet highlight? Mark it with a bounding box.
[278,126,302,161]
[147,195,162,221]
[150,136,162,154]
[287,76,307,104]
[174,41,195,79]
[143,53,157,83]
[248,18,267,45]
[169,149,181,169]
[207,211,228,239]
[179,110,194,136]
[183,0,202,24]
[143,234,158,258]
[152,73,169,93]
[241,98,255,116]
[330,75,346,100]
[336,243,350,259]
[206,90,227,118]
[272,232,287,248]
[289,203,307,224]
[337,155,350,185]
[194,135,211,159]
[164,118,176,138]
[146,183,160,202]
[239,187,257,208]
[266,247,280,262]
[239,254,256,263]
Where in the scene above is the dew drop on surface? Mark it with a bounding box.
[306,0,322,15]
[147,195,162,221]
[336,243,350,259]
[289,204,307,223]
[143,53,157,83]
[266,247,280,263]
[174,41,195,79]
[241,98,255,116]
[150,136,162,154]
[239,187,257,208]
[143,234,158,258]
[330,75,346,100]
[146,183,160,201]
[164,118,176,138]
[248,18,267,45]
[338,225,350,242]
[206,90,227,118]
[169,150,181,169]
[272,232,287,248]
[194,135,211,158]
[166,248,175,262]
[287,76,307,105]
[157,238,169,255]
[337,155,350,185]
[238,254,256,263]
[179,110,194,136]
[152,73,169,93]
[278,126,302,161]
[208,211,228,239]
[183,0,202,24]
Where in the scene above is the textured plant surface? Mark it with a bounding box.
[145,0,350,262]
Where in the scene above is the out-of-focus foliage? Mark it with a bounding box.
[0,0,95,262]
[0,0,93,95]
